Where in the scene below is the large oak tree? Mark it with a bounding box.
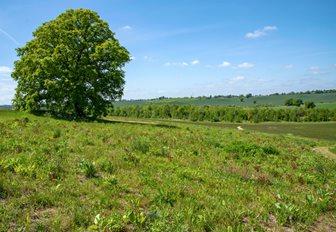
[12,9,130,119]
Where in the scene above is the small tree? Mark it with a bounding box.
[285,98,294,106]
[285,98,303,107]
[304,101,316,109]
[239,95,245,102]
[12,9,130,119]
[294,99,303,107]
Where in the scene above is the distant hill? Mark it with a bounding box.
[115,89,336,109]
[0,105,12,110]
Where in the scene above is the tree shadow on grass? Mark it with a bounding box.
[96,118,180,129]
[29,110,180,129]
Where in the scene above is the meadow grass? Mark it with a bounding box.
[108,116,336,141]
[0,110,335,231]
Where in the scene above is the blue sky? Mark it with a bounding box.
[1,0,336,104]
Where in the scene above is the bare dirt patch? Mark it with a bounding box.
[309,213,336,232]
[313,147,336,160]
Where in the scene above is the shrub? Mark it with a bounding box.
[285,98,303,107]
[48,161,65,180]
[53,128,61,138]
[97,159,114,174]
[152,146,170,157]
[109,104,336,123]
[262,145,280,155]
[103,175,118,187]
[131,137,150,154]
[224,141,262,157]
[79,160,97,178]
[274,202,303,225]
[0,179,7,199]
[304,101,316,109]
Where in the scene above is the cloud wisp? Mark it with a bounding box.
[165,59,200,67]
[229,75,245,84]
[309,66,323,75]
[120,25,132,31]
[245,26,277,39]
[191,60,200,65]
[237,62,254,69]
[0,66,12,75]
[284,64,294,69]
[218,61,231,68]
[0,28,20,45]
[0,66,15,105]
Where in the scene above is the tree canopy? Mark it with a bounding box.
[12,9,130,119]
[285,98,303,107]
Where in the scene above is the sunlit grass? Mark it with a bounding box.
[0,110,335,231]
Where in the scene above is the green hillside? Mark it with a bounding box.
[116,92,336,108]
[0,110,335,231]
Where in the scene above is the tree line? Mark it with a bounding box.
[109,105,336,123]
[117,89,336,103]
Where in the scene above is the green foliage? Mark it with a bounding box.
[330,146,336,154]
[0,179,7,199]
[12,9,130,119]
[79,159,97,178]
[52,128,61,138]
[305,101,316,109]
[110,104,336,123]
[285,98,303,107]
[262,145,280,155]
[115,90,336,109]
[131,137,150,154]
[274,202,302,225]
[97,158,114,174]
[152,146,170,157]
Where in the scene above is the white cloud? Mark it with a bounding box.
[284,64,293,69]
[0,80,16,105]
[165,60,200,67]
[237,62,254,69]
[235,76,245,80]
[218,61,231,68]
[143,56,154,62]
[190,60,200,65]
[309,66,322,75]
[121,25,132,31]
[263,26,277,31]
[229,75,245,84]
[164,62,188,67]
[245,25,277,39]
[0,66,12,75]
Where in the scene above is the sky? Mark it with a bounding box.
[0,0,336,104]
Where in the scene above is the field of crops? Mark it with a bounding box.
[0,110,335,231]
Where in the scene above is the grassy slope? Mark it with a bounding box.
[108,117,336,141]
[115,92,336,108]
[0,110,335,231]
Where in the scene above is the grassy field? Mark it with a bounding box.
[116,92,336,108]
[0,110,335,231]
[108,117,336,141]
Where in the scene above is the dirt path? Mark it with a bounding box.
[309,213,336,232]
[312,147,336,160]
